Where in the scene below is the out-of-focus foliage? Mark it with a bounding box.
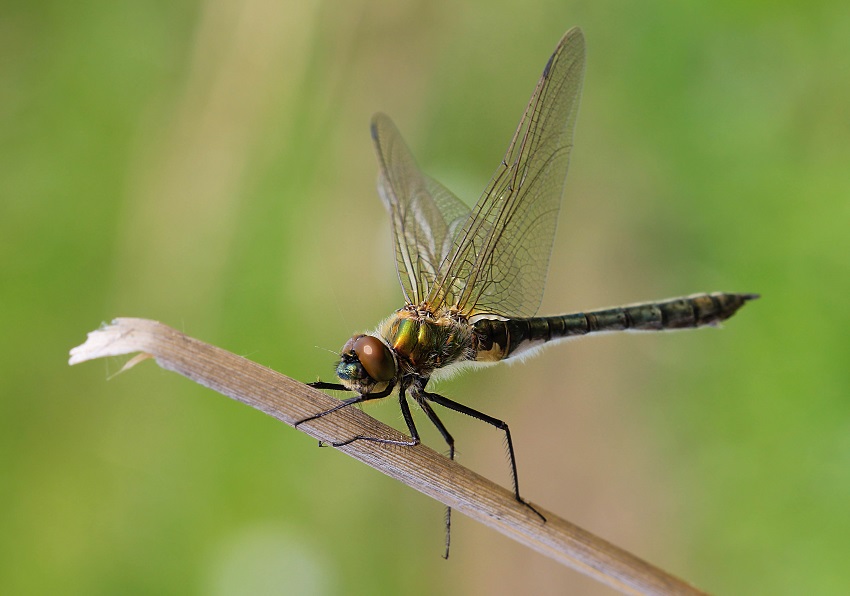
[2,1,848,594]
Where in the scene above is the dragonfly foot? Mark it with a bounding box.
[519,498,546,523]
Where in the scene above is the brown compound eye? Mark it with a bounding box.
[341,334,365,356]
[352,335,395,382]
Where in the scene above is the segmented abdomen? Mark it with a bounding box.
[473,292,758,361]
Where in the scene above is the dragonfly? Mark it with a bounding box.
[296,27,757,556]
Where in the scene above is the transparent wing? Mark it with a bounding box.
[372,113,471,305]
[427,27,586,317]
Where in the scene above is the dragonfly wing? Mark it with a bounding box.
[428,27,586,317]
[372,113,471,305]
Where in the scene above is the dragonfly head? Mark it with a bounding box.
[336,334,397,393]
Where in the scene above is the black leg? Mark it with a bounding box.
[329,386,420,449]
[424,390,545,523]
[308,381,348,391]
[295,381,395,427]
[417,398,455,559]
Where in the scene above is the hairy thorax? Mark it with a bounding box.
[377,305,475,379]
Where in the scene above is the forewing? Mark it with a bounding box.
[372,113,471,305]
[428,27,586,317]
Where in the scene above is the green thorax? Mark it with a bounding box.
[378,308,474,377]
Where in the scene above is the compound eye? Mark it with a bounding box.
[353,336,395,382]
[341,334,365,356]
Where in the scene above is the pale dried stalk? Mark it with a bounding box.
[70,318,707,596]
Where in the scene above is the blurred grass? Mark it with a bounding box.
[2,0,849,594]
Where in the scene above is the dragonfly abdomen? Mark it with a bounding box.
[473,292,758,362]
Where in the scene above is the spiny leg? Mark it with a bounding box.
[296,381,395,446]
[328,386,420,449]
[417,398,455,559]
[296,381,395,426]
[424,391,545,523]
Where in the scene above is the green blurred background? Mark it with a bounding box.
[3,0,849,594]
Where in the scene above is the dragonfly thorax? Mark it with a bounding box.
[376,308,475,381]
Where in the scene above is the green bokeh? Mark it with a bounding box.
[3,1,849,594]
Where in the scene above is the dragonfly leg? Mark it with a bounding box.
[329,386,420,449]
[296,381,393,425]
[307,380,349,391]
[416,398,455,559]
[296,381,396,447]
[423,391,546,523]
